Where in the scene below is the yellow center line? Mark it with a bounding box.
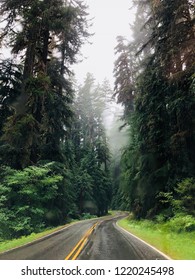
[71,236,88,260]
[65,222,98,260]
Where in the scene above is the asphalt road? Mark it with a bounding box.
[79,216,168,260]
[0,214,168,260]
[0,219,98,260]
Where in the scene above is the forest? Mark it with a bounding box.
[0,0,195,242]
[112,0,195,221]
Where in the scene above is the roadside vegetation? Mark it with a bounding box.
[111,1,195,257]
[0,1,112,242]
[0,224,69,254]
[119,214,195,260]
[117,175,195,260]
[0,0,194,260]
[112,1,195,261]
[0,212,112,254]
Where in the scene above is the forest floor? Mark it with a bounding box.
[118,217,195,260]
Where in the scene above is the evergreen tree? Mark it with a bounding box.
[0,60,22,137]
[113,0,195,218]
[0,0,93,240]
[0,0,89,168]
[69,74,112,215]
[113,36,135,121]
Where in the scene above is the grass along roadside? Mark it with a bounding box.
[0,211,115,254]
[118,217,195,260]
[0,223,75,254]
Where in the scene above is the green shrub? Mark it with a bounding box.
[164,214,195,233]
[81,213,97,220]
[173,178,195,216]
[0,163,69,239]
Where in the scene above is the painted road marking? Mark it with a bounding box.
[65,223,97,260]
[115,221,171,260]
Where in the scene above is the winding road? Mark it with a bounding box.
[0,214,168,260]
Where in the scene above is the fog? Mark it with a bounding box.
[72,0,135,156]
[73,0,135,85]
[1,0,135,157]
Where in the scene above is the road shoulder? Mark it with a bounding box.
[116,218,171,260]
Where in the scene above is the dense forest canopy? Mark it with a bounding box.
[112,0,195,219]
[0,0,194,241]
[0,0,112,240]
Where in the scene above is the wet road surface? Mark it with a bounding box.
[79,216,168,260]
[0,214,168,260]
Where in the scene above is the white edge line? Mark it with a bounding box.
[116,221,172,260]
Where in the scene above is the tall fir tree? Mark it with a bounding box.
[113,0,195,218]
[0,0,89,168]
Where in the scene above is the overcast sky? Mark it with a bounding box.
[73,0,135,86]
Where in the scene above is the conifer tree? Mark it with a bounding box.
[0,0,89,168]
[113,0,195,218]
[70,74,112,215]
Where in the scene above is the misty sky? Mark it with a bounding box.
[73,0,135,85]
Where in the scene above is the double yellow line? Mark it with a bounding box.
[65,222,98,260]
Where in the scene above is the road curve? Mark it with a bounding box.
[0,214,168,260]
[79,216,168,260]
[0,219,98,260]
